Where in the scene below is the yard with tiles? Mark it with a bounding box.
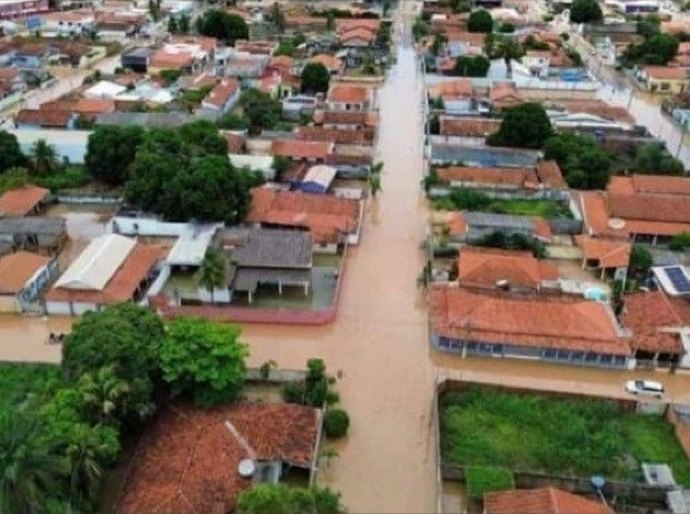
[441,387,690,485]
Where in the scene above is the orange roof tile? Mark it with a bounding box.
[272,140,333,160]
[247,187,359,244]
[150,49,194,69]
[203,78,239,108]
[490,82,524,108]
[484,487,614,514]
[644,65,689,80]
[428,79,474,100]
[457,246,558,290]
[295,126,375,145]
[270,55,294,70]
[575,235,631,269]
[439,116,500,137]
[316,110,379,127]
[309,54,342,72]
[15,109,73,127]
[339,27,377,43]
[73,98,116,114]
[336,18,380,34]
[622,290,685,355]
[559,100,635,125]
[116,402,319,514]
[0,251,50,295]
[535,160,566,189]
[0,185,49,217]
[436,166,538,188]
[328,85,369,103]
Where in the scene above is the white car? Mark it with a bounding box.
[625,380,665,398]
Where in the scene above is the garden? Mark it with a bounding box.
[431,188,572,219]
[441,386,690,485]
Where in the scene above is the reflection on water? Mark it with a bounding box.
[441,480,468,514]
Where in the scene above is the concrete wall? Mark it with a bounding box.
[667,407,690,461]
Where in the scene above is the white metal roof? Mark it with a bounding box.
[55,233,136,290]
[85,80,127,99]
[167,223,222,267]
[303,165,337,188]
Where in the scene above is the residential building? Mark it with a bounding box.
[214,47,268,78]
[199,78,240,119]
[283,95,317,121]
[326,85,373,111]
[313,110,379,131]
[11,42,51,69]
[431,284,632,367]
[578,175,690,244]
[15,108,76,129]
[84,80,127,100]
[483,487,614,514]
[298,165,338,194]
[272,140,334,163]
[45,233,162,315]
[41,10,95,36]
[223,228,312,303]
[95,112,198,128]
[0,251,57,313]
[234,39,277,56]
[439,211,553,244]
[94,11,146,39]
[0,217,66,255]
[575,235,630,280]
[120,46,155,73]
[115,402,321,514]
[438,116,500,137]
[295,126,376,146]
[490,82,524,110]
[0,185,49,217]
[0,0,48,20]
[636,66,690,93]
[456,246,559,292]
[247,186,362,250]
[308,54,343,75]
[428,79,477,115]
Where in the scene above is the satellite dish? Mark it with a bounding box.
[238,459,255,478]
[608,218,626,230]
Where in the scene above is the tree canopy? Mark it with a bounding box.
[301,62,331,94]
[239,88,284,134]
[569,0,603,23]
[467,9,493,33]
[624,32,679,65]
[195,10,248,45]
[543,133,612,189]
[84,125,145,185]
[486,103,553,149]
[452,55,490,77]
[236,484,344,514]
[0,130,26,172]
[160,317,248,406]
[632,142,685,175]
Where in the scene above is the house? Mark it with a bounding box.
[309,54,343,75]
[621,290,690,368]
[247,187,361,250]
[439,211,553,244]
[0,251,57,313]
[0,217,66,254]
[84,80,127,100]
[95,112,198,128]
[120,46,155,73]
[456,246,559,292]
[224,228,312,303]
[295,126,376,146]
[636,66,690,94]
[430,144,541,167]
[0,0,48,19]
[428,79,476,115]
[438,116,500,137]
[45,234,162,315]
[115,402,320,514]
[214,47,268,78]
[430,284,632,367]
[575,235,630,280]
[94,11,146,38]
[42,10,95,36]
[11,42,51,69]
[200,78,240,118]
[0,185,49,217]
[314,110,379,131]
[298,165,337,194]
[490,82,523,111]
[326,85,372,111]
[234,39,277,56]
[578,175,690,244]
[15,108,76,129]
[483,487,614,514]
[283,95,317,121]
[339,27,377,48]
[272,140,334,163]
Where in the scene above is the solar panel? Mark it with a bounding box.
[664,266,690,293]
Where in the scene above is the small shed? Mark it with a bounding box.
[300,165,337,194]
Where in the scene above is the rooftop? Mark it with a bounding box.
[272,140,334,160]
[328,85,369,104]
[484,487,613,514]
[575,235,631,269]
[0,185,49,217]
[644,66,689,80]
[622,290,685,354]
[224,228,312,269]
[202,78,239,108]
[0,251,50,295]
[15,109,73,128]
[428,79,474,99]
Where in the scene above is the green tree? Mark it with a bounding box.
[633,142,685,175]
[543,133,612,189]
[167,15,178,33]
[218,112,251,131]
[178,13,190,33]
[323,409,350,438]
[161,317,248,406]
[0,130,25,172]
[0,414,69,514]
[569,0,603,23]
[179,119,229,156]
[452,55,490,77]
[630,244,653,278]
[236,484,344,514]
[196,10,248,45]
[412,16,428,41]
[30,139,59,176]
[487,103,553,149]
[499,22,515,33]
[77,366,130,425]
[197,247,228,303]
[267,2,286,32]
[467,9,493,33]
[454,0,472,13]
[326,11,335,31]
[62,303,165,423]
[369,172,382,197]
[301,62,330,94]
[624,32,679,64]
[239,88,283,134]
[84,125,145,185]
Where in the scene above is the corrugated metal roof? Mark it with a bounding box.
[302,165,337,192]
[55,234,135,291]
[167,223,222,267]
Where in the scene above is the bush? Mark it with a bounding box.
[467,9,493,33]
[487,103,553,149]
[323,409,350,438]
[466,466,515,499]
[34,167,89,192]
[670,232,690,251]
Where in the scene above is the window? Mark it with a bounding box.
[660,82,671,91]
[543,348,557,359]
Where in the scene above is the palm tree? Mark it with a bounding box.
[371,161,384,175]
[268,2,285,33]
[30,139,59,176]
[369,173,382,198]
[77,365,130,424]
[0,414,69,514]
[66,424,114,505]
[197,248,228,304]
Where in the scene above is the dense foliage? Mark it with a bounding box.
[632,142,684,175]
[486,103,553,149]
[195,10,248,45]
[465,466,515,499]
[301,62,331,94]
[236,484,344,514]
[161,317,248,406]
[543,133,612,189]
[441,387,690,483]
[467,9,493,33]
[670,232,690,251]
[433,187,571,218]
[84,125,145,185]
[569,0,603,23]
[0,130,25,172]
[323,409,350,438]
[239,88,284,135]
[452,55,490,77]
[475,231,547,258]
[629,244,653,279]
[624,32,679,65]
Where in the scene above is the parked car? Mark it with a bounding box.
[625,380,665,398]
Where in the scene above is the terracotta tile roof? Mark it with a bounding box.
[484,487,614,514]
[316,110,378,127]
[457,246,558,290]
[169,35,217,54]
[431,286,631,355]
[116,402,319,514]
[309,54,342,72]
[0,185,49,217]
[224,132,246,153]
[436,166,539,188]
[272,140,333,160]
[150,49,194,69]
[607,191,690,224]
[559,100,635,124]
[0,251,50,295]
[490,82,524,108]
[577,190,628,238]
[622,291,685,354]
[444,30,485,46]
[45,243,162,305]
[575,235,631,269]
[432,211,467,236]
[0,67,19,81]
[428,79,473,100]
[439,116,500,137]
[340,27,377,43]
[328,85,369,103]
[644,65,689,80]
[336,18,380,34]
[73,98,116,114]
[247,187,359,243]
[535,160,567,189]
[617,175,690,195]
[295,126,375,145]
[203,78,239,108]
[15,109,73,128]
[270,55,294,70]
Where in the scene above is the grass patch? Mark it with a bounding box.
[441,387,690,485]
[466,466,515,499]
[0,362,61,416]
[432,188,571,218]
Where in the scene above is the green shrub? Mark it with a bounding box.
[34,167,89,192]
[670,232,690,251]
[466,466,515,499]
[323,409,350,438]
